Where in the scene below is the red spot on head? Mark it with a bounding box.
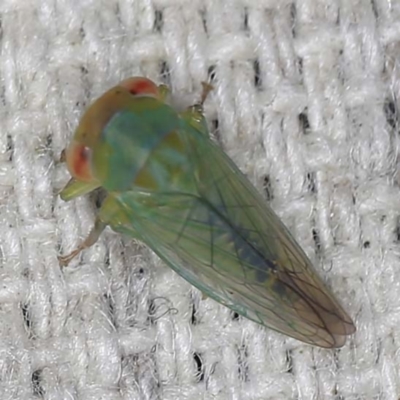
[66,141,93,182]
[119,77,159,97]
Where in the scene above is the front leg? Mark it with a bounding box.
[59,195,127,266]
[179,82,214,136]
[157,83,170,102]
[58,218,107,266]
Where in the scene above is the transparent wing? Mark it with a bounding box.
[113,133,355,348]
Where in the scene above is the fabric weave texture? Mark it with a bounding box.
[0,0,400,399]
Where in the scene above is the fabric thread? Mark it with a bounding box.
[0,0,400,399]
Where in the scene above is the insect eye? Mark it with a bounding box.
[65,140,93,182]
[119,77,159,97]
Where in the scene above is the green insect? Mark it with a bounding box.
[59,77,355,348]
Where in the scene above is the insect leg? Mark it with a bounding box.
[60,149,66,162]
[157,84,170,102]
[58,218,107,266]
[179,82,214,136]
[59,194,128,266]
[199,82,214,105]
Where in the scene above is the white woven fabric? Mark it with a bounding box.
[1,0,400,399]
